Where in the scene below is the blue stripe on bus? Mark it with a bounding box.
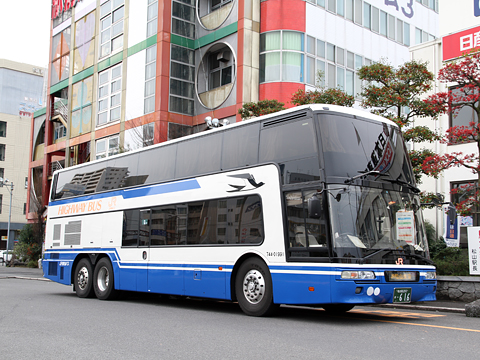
[49,179,201,206]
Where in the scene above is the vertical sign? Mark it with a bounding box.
[396,211,415,245]
[445,214,460,247]
[467,227,480,275]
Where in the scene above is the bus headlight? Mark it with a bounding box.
[424,271,436,280]
[341,270,375,280]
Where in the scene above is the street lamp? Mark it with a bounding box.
[0,178,13,265]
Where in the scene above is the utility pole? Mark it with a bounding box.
[0,178,14,265]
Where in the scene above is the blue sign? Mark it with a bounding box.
[475,0,480,17]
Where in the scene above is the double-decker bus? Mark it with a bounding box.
[43,104,437,316]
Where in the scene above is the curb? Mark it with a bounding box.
[0,276,50,282]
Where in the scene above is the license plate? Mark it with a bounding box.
[393,288,412,303]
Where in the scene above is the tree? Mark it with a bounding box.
[423,50,480,222]
[238,99,286,120]
[357,59,443,184]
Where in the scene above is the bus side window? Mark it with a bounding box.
[123,210,140,247]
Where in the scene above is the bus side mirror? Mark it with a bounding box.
[447,203,457,225]
[308,196,322,219]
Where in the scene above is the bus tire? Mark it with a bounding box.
[235,258,278,317]
[74,258,95,298]
[93,258,118,300]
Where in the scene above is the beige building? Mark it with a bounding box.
[0,59,45,250]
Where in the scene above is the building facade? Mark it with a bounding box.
[0,59,45,250]
[29,0,439,218]
[411,0,480,246]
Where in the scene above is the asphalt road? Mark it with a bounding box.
[1,276,479,360]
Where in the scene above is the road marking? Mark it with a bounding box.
[356,317,480,333]
[340,309,480,333]
[351,309,445,319]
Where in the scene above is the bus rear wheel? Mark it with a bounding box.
[235,258,278,317]
[93,258,118,300]
[74,258,95,298]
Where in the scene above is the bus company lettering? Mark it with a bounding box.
[57,200,102,215]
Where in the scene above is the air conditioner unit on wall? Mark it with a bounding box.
[217,51,230,62]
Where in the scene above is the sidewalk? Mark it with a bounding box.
[0,264,47,280]
[0,265,469,313]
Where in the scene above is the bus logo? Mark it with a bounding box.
[227,173,265,193]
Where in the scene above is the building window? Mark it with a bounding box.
[169,44,195,116]
[0,122,6,137]
[145,45,157,114]
[23,203,27,215]
[0,145,5,161]
[54,124,66,141]
[208,50,233,90]
[147,0,158,37]
[0,168,3,180]
[172,0,195,39]
[74,12,95,74]
[363,3,371,29]
[212,0,232,11]
[72,76,94,136]
[125,123,154,151]
[259,31,304,83]
[96,135,119,160]
[25,177,28,189]
[0,194,2,214]
[52,4,72,28]
[51,27,71,85]
[99,0,125,59]
[97,64,122,126]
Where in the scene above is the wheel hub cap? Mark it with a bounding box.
[243,270,265,304]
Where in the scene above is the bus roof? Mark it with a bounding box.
[54,104,397,175]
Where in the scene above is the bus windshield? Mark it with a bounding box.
[328,185,428,262]
[318,113,414,184]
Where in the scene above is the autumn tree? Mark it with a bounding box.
[357,59,443,184]
[423,50,480,222]
[238,99,286,120]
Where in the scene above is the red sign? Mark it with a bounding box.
[443,25,480,61]
[52,0,82,20]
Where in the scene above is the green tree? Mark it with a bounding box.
[358,59,443,184]
[238,99,286,120]
[14,224,42,267]
[291,71,355,107]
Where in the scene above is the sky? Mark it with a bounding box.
[0,0,51,68]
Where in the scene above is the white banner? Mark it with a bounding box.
[467,227,480,275]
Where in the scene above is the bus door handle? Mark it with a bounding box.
[142,251,147,260]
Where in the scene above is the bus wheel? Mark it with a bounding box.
[322,304,355,313]
[93,258,118,300]
[74,258,95,298]
[235,258,278,317]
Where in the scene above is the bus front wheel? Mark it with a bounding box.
[74,258,95,298]
[93,258,118,300]
[235,258,278,317]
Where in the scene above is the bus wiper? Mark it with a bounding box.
[384,178,421,193]
[403,253,435,265]
[357,248,394,264]
[344,170,388,184]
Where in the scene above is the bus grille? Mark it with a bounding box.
[48,262,58,276]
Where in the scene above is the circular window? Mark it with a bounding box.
[196,0,235,31]
[196,42,236,109]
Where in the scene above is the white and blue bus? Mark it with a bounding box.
[43,104,437,316]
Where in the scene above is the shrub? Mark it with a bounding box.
[432,247,470,276]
